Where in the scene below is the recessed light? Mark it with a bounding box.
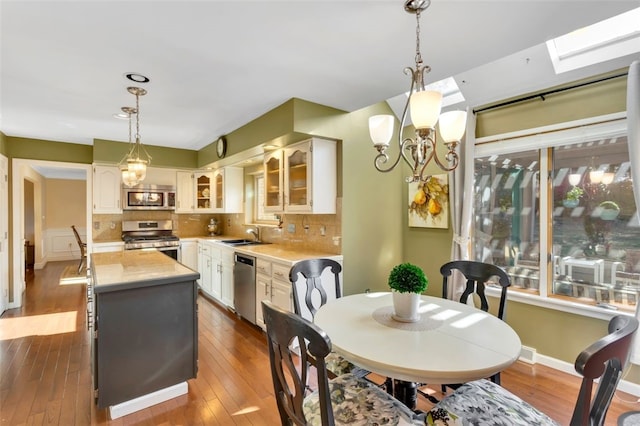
[124,73,150,83]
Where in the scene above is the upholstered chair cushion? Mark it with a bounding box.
[425,379,559,426]
[303,373,424,425]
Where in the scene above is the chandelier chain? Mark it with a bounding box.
[415,10,422,67]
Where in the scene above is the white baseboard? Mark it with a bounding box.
[108,382,188,420]
[534,353,640,397]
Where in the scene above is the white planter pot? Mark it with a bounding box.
[392,291,421,323]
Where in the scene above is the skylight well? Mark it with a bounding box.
[546,7,640,74]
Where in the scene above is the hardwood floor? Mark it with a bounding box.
[1,260,639,425]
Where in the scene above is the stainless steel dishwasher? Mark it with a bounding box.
[233,253,256,324]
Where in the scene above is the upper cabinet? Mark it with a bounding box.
[93,165,122,214]
[175,168,243,214]
[264,138,336,214]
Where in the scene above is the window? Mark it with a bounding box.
[473,115,640,313]
[254,175,278,223]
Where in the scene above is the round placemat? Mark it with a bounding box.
[372,305,444,331]
[619,411,640,426]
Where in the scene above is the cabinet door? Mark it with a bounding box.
[199,244,213,294]
[220,248,234,307]
[176,171,194,213]
[271,279,292,314]
[264,151,283,212]
[255,273,271,330]
[213,170,224,211]
[180,241,198,271]
[194,172,214,212]
[93,165,122,214]
[284,143,311,212]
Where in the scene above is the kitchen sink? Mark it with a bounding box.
[220,239,271,246]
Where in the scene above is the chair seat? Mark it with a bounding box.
[326,351,369,378]
[303,373,423,425]
[425,379,559,426]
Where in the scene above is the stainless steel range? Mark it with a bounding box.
[122,220,180,260]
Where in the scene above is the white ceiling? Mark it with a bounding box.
[1,1,639,152]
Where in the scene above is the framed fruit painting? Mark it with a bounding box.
[408,174,449,229]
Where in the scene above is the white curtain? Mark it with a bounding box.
[447,108,476,301]
[627,60,640,365]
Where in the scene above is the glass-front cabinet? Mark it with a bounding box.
[284,144,310,212]
[176,168,243,214]
[263,138,336,214]
[264,151,283,212]
[195,172,213,211]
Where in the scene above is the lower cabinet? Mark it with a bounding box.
[179,240,198,272]
[197,240,234,308]
[255,258,293,330]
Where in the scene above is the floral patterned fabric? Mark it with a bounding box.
[303,373,424,425]
[326,351,360,377]
[425,379,560,426]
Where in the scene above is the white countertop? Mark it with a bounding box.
[91,250,199,293]
[314,292,522,384]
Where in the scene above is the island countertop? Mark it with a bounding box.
[91,250,199,293]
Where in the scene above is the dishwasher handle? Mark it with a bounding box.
[235,254,255,267]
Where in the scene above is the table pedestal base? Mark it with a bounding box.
[392,380,417,410]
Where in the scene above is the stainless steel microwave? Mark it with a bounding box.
[122,185,176,210]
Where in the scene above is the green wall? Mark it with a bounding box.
[7,136,93,163]
[93,138,198,169]
[0,132,7,156]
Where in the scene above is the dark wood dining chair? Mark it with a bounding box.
[289,259,371,381]
[71,225,87,274]
[425,315,639,426]
[261,300,422,426]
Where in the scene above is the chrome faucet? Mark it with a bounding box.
[247,227,260,242]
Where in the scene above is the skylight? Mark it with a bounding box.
[546,7,640,74]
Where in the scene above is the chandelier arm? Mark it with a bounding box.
[374,137,413,173]
[431,142,460,172]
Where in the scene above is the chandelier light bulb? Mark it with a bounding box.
[602,172,615,185]
[590,170,604,184]
[568,173,582,186]
[409,90,442,129]
[369,115,394,147]
[438,110,467,143]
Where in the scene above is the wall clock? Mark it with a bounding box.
[216,136,227,158]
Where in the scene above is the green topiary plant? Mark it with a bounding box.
[565,186,584,201]
[388,263,428,294]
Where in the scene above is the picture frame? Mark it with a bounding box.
[408,174,449,229]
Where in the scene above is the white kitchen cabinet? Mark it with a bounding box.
[263,138,336,214]
[255,258,292,331]
[93,165,122,214]
[212,167,244,213]
[176,171,194,213]
[218,246,235,308]
[180,240,198,271]
[176,168,243,214]
[198,241,213,295]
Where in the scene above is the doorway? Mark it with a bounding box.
[10,159,92,309]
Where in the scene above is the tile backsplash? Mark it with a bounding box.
[92,198,342,255]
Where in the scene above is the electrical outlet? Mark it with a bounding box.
[320,225,326,236]
[287,223,296,233]
[94,221,100,230]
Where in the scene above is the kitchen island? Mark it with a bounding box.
[89,250,199,419]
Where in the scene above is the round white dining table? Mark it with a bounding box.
[314,292,522,385]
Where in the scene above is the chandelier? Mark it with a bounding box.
[120,86,151,187]
[369,0,467,183]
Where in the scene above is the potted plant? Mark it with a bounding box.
[598,200,620,220]
[388,263,428,322]
[563,186,584,208]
